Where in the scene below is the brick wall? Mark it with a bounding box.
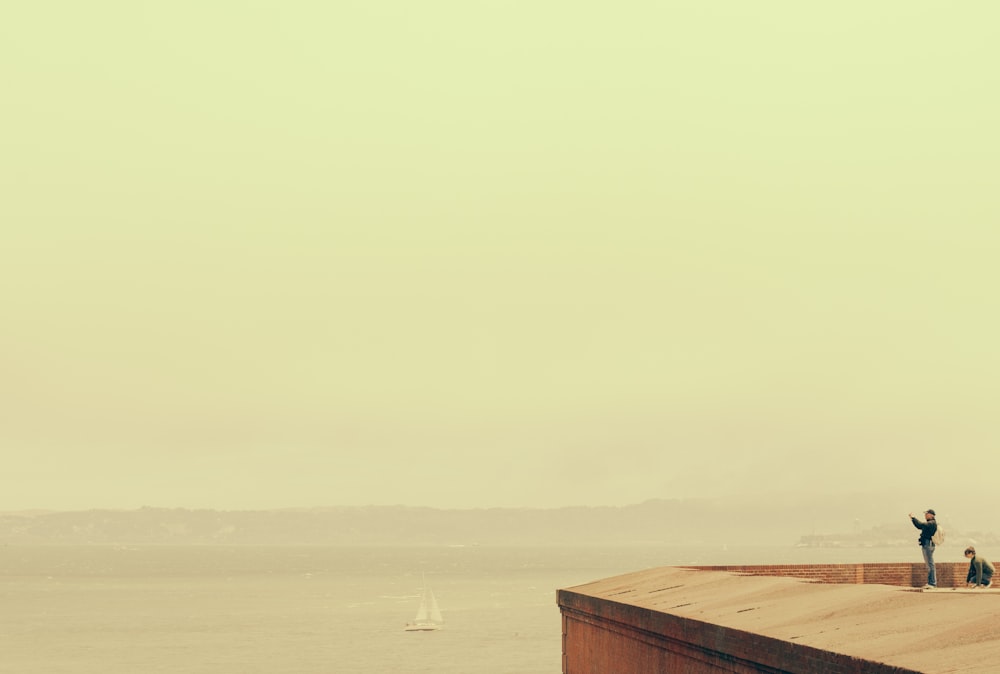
[681,562,969,588]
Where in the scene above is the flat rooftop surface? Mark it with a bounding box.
[563,567,1000,673]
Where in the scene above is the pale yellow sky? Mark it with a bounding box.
[2,2,998,510]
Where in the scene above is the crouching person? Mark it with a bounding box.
[965,546,995,588]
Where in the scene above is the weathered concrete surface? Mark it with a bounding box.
[560,567,1000,673]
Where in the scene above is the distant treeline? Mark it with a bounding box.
[3,496,992,547]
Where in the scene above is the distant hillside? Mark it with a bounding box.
[4,494,989,547]
[0,503,678,546]
[0,494,1000,545]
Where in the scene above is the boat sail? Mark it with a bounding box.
[404,576,443,632]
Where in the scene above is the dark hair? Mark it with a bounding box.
[965,546,976,556]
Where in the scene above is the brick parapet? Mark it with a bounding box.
[681,562,968,588]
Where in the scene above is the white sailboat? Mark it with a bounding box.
[404,576,443,632]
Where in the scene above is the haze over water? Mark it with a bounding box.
[4,1,998,515]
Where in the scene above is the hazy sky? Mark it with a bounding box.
[2,2,997,511]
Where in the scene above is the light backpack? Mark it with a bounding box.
[932,523,944,545]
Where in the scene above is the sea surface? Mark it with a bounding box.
[0,544,920,673]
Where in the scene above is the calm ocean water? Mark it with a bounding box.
[0,544,919,673]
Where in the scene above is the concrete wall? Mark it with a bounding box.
[560,590,919,674]
[559,563,969,673]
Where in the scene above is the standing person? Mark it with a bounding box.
[964,546,994,588]
[909,509,938,589]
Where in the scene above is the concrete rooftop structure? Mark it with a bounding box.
[559,566,1000,673]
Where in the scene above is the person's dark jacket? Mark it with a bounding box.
[911,516,937,545]
[967,556,995,585]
